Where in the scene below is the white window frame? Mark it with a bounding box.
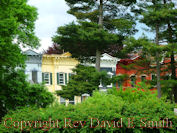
[99,79,103,88]
[60,97,66,104]
[60,97,75,105]
[32,70,38,83]
[112,67,116,72]
[44,72,50,85]
[99,72,113,88]
[59,72,65,85]
[107,72,113,87]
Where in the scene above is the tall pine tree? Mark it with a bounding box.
[54,0,137,71]
[134,0,166,98]
[131,0,177,100]
[159,0,177,102]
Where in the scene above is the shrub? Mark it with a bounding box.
[0,70,55,119]
[0,88,176,133]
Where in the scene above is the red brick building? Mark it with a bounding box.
[116,55,177,88]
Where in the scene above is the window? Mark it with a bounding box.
[107,72,113,87]
[59,73,64,84]
[99,79,107,88]
[69,100,75,105]
[164,75,170,80]
[42,72,52,85]
[141,75,146,82]
[60,97,75,105]
[151,74,157,87]
[101,80,107,88]
[99,72,113,88]
[69,73,74,80]
[60,97,65,105]
[57,73,67,85]
[43,73,50,85]
[112,67,116,72]
[130,76,136,87]
[32,71,38,83]
[151,74,157,81]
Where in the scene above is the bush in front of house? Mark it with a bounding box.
[0,88,176,133]
[0,69,55,119]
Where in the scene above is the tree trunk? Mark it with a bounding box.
[155,24,162,98]
[98,0,103,26]
[96,50,101,71]
[95,0,103,71]
[171,51,177,102]
[168,24,177,102]
[163,0,177,102]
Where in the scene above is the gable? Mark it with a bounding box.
[61,52,72,57]
[101,53,118,61]
[24,49,39,56]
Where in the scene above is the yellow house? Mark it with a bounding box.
[42,52,80,104]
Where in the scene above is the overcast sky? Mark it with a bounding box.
[28,0,76,52]
[28,0,153,52]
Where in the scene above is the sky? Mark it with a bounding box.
[28,0,76,52]
[28,0,153,52]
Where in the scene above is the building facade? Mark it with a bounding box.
[84,53,119,91]
[116,55,177,88]
[24,50,42,84]
[42,52,79,104]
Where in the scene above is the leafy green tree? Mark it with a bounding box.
[54,0,137,71]
[0,0,54,118]
[0,0,40,72]
[0,0,39,47]
[0,0,40,76]
[56,64,110,99]
[0,70,54,119]
[1,88,176,132]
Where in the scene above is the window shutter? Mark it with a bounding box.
[69,73,71,80]
[65,73,67,84]
[57,73,59,85]
[42,73,44,82]
[50,73,52,85]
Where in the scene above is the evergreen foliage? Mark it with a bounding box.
[53,22,119,62]
[56,64,111,99]
[130,0,177,101]
[54,0,137,70]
